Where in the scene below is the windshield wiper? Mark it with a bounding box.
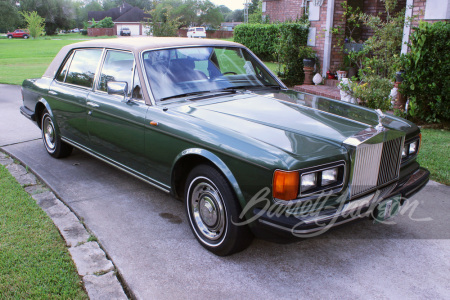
[159,88,237,102]
[188,88,237,101]
[247,85,281,90]
[159,91,210,101]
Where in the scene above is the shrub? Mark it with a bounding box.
[400,21,450,123]
[277,22,310,86]
[20,11,45,39]
[234,23,280,61]
[339,0,404,110]
[234,21,310,85]
[90,17,115,29]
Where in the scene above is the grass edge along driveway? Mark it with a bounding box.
[0,163,88,299]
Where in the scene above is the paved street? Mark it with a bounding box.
[1,84,449,299]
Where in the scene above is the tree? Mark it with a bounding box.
[197,0,223,28]
[145,4,182,36]
[19,0,74,35]
[248,1,263,24]
[248,0,259,14]
[225,9,244,22]
[20,10,45,38]
[151,0,223,28]
[102,0,154,11]
[218,5,231,16]
[0,1,21,32]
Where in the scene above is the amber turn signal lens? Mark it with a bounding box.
[273,170,299,201]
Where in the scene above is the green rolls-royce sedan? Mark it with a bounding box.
[20,38,430,256]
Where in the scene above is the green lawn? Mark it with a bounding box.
[263,61,281,74]
[0,164,88,298]
[417,129,450,185]
[0,35,115,85]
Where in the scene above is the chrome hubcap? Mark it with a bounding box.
[43,117,56,150]
[190,179,225,241]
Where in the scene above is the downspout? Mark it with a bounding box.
[323,0,335,76]
[401,0,414,55]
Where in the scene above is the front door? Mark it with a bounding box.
[86,50,149,174]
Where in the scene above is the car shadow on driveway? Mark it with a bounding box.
[3,138,450,299]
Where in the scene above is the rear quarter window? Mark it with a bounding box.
[65,49,103,88]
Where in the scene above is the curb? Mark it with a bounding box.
[0,150,130,300]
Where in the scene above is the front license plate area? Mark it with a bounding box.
[373,194,402,223]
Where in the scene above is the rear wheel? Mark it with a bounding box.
[185,165,253,256]
[23,35,29,39]
[41,110,73,158]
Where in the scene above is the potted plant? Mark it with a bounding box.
[336,63,348,80]
[299,46,316,85]
[300,46,316,68]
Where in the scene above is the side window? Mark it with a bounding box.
[97,50,134,96]
[132,68,143,100]
[56,52,74,82]
[214,48,246,75]
[65,49,102,88]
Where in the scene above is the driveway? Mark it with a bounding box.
[1,84,449,299]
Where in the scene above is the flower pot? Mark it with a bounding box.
[396,70,405,83]
[303,58,315,68]
[336,70,347,80]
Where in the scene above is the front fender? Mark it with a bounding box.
[171,148,246,208]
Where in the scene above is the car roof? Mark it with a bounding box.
[43,37,242,78]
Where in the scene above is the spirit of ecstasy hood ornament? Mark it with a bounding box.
[374,109,385,130]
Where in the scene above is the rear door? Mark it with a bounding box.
[86,49,149,174]
[48,48,103,146]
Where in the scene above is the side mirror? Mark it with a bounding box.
[107,81,128,101]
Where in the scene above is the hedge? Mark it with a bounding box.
[234,22,310,85]
[401,21,450,123]
[234,23,280,61]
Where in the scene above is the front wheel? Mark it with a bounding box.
[41,110,73,158]
[7,35,12,39]
[23,35,29,39]
[185,165,253,256]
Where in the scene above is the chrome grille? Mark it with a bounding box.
[377,137,404,186]
[351,137,404,198]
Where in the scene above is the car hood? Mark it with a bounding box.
[171,90,414,155]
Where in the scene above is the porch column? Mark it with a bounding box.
[323,0,335,76]
[401,0,414,55]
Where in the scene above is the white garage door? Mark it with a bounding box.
[128,25,140,36]
[117,24,140,36]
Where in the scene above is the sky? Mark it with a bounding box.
[209,0,246,11]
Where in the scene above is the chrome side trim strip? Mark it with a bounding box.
[61,137,171,194]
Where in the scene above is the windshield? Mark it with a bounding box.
[142,46,280,102]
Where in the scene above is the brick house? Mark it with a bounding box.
[262,0,449,76]
[88,2,151,36]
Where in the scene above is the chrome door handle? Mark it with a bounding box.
[87,101,99,108]
[48,90,57,95]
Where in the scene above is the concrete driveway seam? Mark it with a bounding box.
[0,150,129,300]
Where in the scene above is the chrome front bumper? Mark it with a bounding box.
[255,167,430,236]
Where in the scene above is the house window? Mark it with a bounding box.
[424,0,450,20]
[262,2,266,13]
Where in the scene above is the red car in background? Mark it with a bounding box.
[6,29,30,39]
